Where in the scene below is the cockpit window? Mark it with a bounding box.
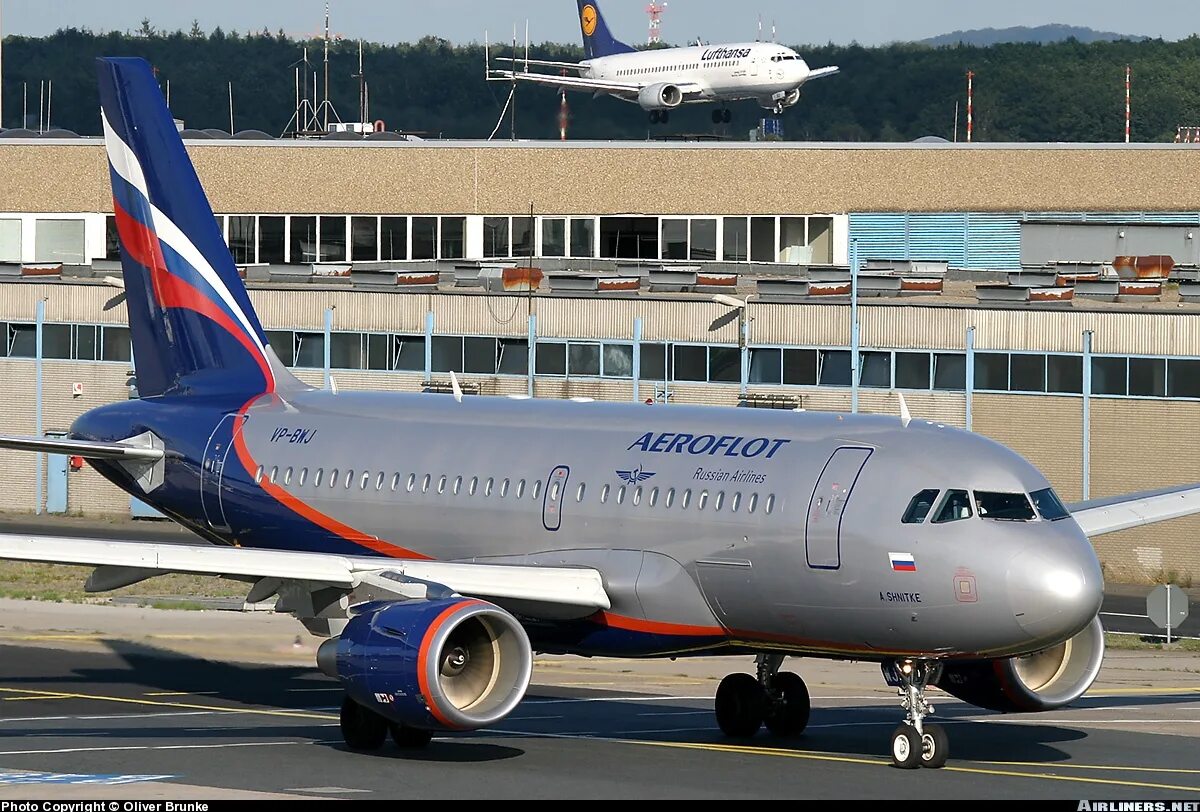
[1030,487,1070,521]
[974,491,1036,521]
[932,489,973,523]
[902,489,940,524]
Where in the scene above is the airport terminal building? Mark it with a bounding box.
[0,137,1198,581]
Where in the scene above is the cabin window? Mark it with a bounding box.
[314,468,324,487]
[649,486,659,507]
[681,489,692,509]
[576,483,586,502]
[1030,487,1070,521]
[902,489,940,524]
[665,487,675,508]
[437,475,447,494]
[283,467,293,485]
[360,471,370,490]
[469,476,478,496]
[714,491,725,512]
[390,473,400,491]
[533,480,543,500]
[375,472,385,490]
[344,470,354,489]
[730,492,741,512]
[698,490,709,510]
[254,465,263,482]
[422,474,431,493]
[298,468,308,487]
[406,473,416,492]
[453,476,463,495]
[550,480,561,501]
[600,483,610,504]
[329,468,339,488]
[516,479,526,499]
[268,466,278,484]
[747,493,758,513]
[975,491,1035,522]
[765,494,776,514]
[932,490,972,523]
[633,486,642,506]
[617,485,626,505]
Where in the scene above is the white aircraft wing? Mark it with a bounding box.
[490,69,704,100]
[0,533,611,615]
[1068,483,1200,537]
[493,56,587,73]
[806,66,840,81]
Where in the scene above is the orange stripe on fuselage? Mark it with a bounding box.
[231,395,431,560]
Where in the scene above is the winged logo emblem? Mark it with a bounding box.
[616,466,656,484]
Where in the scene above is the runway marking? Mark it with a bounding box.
[524,695,713,704]
[0,740,305,756]
[0,711,225,723]
[4,695,72,701]
[1087,686,1200,696]
[145,691,221,697]
[489,729,1200,793]
[0,687,336,722]
[0,771,175,785]
[977,761,1200,775]
[636,711,712,717]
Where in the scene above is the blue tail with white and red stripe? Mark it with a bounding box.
[97,57,299,399]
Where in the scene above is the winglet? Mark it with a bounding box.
[897,392,912,427]
[450,370,464,403]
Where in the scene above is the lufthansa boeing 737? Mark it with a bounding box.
[2,57,1199,770]
[488,1,839,124]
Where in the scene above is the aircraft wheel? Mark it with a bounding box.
[723,109,733,124]
[660,110,670,124]
[389,722,434,749]
[340,695,387,751]
[711,109,723,124]
[764,671,810,736]
[890,723,923,769]
[715,673,766,737]
[919,723,949,769]
[649,110,661,124]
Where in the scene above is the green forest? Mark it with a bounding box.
[6,23,1200,142]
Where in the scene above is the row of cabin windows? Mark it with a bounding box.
[254,464,777,515]
[615,61,738,78]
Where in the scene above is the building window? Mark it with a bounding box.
[102,216,118,261]
[640,343,670,381]
[750,216,775,263]
[568,342,601,376]
[818,350,850,386]
[541,218,566,257]
[228,215,256,264]
[778,217,806,263]
[100,326,131,362]
[661,218,688,260]
[1047,355,1082,394]
[330,332,363,370]
[294,332,326,368]
[34,219,86,264]
[602,343,633,378]
[895,352,931,389]
[258,216,285,264]
[975,353,1009,391]
[674,345,707,382]
[511,215,535,258]
[498,339,529,375]
[723,217,748,261]
[464,337,499,374]
[319,216,347,262]
[1010,354,1047,393]
[859,351,891,388]
[394,335,425,371]
[749,348,782,384]
[536,342,567,376]
[783,349,818,385]
[350,216,378,262]
[75,325,98,361]
[1129,357,1166,397]
[933,353,966,391]
[1168,359,1200,398]
[431,336,465,373]
[42,324,71,359]
[290,216,317,264]
[412,217,437,260]
[709,346,740,383]
[440,217,465,259]
[690,219,717,261]
[483,217,509,258]
[599,216,657,259]
[1091,357,1126,395]
[381,216,408,261]
[569,218,594,257]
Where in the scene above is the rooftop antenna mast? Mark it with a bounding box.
[281,46,321,136]
[646,2,667,45]
[308,3,343,133]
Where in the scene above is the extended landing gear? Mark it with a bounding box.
[649,110,670,124]
[711,108,733,124]
[883,659,948,769]
[715,654,810,738]
[339,695,432,751]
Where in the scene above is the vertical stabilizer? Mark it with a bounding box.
[576,1,636,59]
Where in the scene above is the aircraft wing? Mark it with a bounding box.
[490,69,704,100]
[1068,483,1200,537]
[493,56,587,73]
[0,533,611,617]
[0,433,163,461]
[806,66,840,82]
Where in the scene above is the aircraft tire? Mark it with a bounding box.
[715,673,766,737]
[389,722,434,749]
[649,110,661,124]
[661,111,670,124]
[919,723,949,768]
[340,695,388,751]
[711,109,723,124]
[764,671,810,736]
[890,724,923,769]
[723,109,733,124]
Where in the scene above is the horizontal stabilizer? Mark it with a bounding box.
[1069,483,1200,537]
[0,433,164,461]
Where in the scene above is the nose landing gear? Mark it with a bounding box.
[711,108,733,125]
[715,654,811,738]
[649,110,670,124]
[883,659,948,769]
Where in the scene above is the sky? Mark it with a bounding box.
[2,0,1198,46]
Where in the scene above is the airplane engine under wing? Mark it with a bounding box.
[934,615,1105,713]
[318,598,532,730]
[638,82,684,110]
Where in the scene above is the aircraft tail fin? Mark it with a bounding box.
[576,1,635,59]
[96,57,302,399]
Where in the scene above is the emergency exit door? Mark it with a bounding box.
[805,447,872,570]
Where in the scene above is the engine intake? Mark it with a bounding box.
[638,82,684,110]
[318,598,532,730]
[935,615,1105,712]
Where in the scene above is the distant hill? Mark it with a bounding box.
[922,24,1148,47]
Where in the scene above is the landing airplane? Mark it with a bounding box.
[487,1,839,124]
[1,57,1198,770]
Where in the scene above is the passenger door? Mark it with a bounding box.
[201,414,239,532]
[805,447,873,570]
[542,465,570,532]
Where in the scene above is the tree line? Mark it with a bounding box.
[4,24,1200,142]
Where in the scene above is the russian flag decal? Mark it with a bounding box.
[889,552,917,572]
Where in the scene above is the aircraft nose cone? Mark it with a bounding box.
[1007,540,1103,643]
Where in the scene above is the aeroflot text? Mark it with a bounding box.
[628,432,791,459]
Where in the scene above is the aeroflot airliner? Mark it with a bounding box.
[1,57,1198,770]
[488,1,839,124]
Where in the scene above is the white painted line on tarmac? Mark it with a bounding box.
[636,711,713,717]
[524,695,713,704]
[0,740,305,756]
[0,710,225,723]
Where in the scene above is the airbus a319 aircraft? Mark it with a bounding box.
[488,1,839,124]
[2,57,1199,770]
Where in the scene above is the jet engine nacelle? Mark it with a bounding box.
[318,598,532,730]
[758,88,801,110]
[935,615,1105,713]
[638,82,684,111]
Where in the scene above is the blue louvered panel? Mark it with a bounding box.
[848,213,911,263]
[906,213,967,266]
[964,212,1022,270]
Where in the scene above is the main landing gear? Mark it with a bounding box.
[883,659,947,769]
[339,695,433,752]
[649,110,671,124]
[715,654,811,738]
[711,108,733,124]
